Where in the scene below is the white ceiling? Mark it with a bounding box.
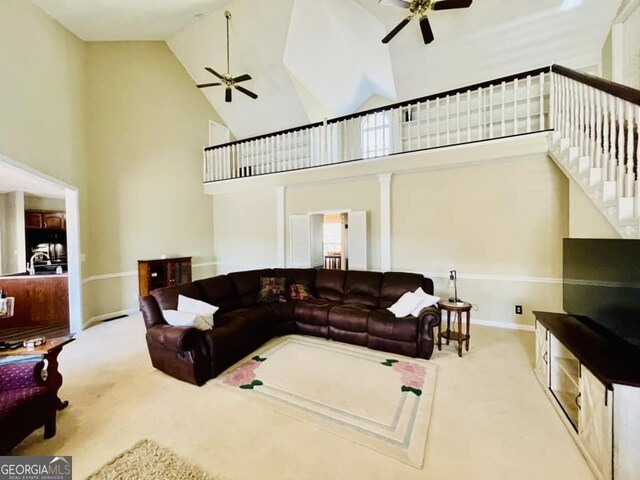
[31,0,622,140]
[30,0,232,41]
[0,163,66,198]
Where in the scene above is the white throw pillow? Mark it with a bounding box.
[177,295,219,327]
[388,291,423,318]
[411,288,440,317]
[163,310,213,331]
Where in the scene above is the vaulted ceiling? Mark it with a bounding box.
[31,0,622,140]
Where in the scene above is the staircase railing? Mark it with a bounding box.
[203,67,551,183]
[549,65,640,230]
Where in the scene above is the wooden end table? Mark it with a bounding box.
[0,336,75,410]
[437,300,472,357]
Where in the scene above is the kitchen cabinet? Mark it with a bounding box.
[0,275,69,327]
[25,210,66,230]
[137,257,192,297]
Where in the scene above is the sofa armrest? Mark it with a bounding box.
[140,295,168,329]
[146,325,201,351]
[417,305,441,359]
[417,305,441,329]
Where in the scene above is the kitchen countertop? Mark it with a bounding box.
[0,273,68,279]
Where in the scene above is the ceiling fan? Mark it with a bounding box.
[197,11,258,103]
[380,0,473,45]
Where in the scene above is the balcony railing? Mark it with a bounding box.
[203,66,552,183]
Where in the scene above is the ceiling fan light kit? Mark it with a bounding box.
[197,11,258,103]
[380,0,473,45]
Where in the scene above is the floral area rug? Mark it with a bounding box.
[217,335,437,468]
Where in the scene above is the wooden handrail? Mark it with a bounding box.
[552,64,640,106]
[204,65,551,152]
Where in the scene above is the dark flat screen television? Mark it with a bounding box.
[563,238,640,351]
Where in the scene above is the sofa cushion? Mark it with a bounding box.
[227,269,273,307]
[315,269,346,302]
[378,272,426,309]
[151,283,203,311]
[368,336,418,358]
[368,309,418,342]
[194,275,240,314]
[257,277,287,303]
[343,271,383,308]
[328,304,371,332]
[294,298,340,326]
[274,268,317,294]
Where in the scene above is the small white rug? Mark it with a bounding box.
[217,335,437,468]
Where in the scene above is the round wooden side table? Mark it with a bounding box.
[437,300,473,357]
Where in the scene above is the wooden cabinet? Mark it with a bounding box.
[137,257,192,297]
[534,312,640,480]
[25,210,66,230]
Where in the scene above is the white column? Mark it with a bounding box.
[378,173,392,272]
[275,185,286,268]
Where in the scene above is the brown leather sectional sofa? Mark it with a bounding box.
[140,268,441,386]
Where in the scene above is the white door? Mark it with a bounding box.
[289,215,311,268]
[309,214,324,269]
[579,366,613,480]
[534,321,550,387]
[347,211,367,271]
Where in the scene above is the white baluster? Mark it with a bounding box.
[417,103,422,150]
[437,97,441,146]
[588,88,595,164]
[540,72,546,130]
[526,75,531,133]
[563,77,570,138]
[478,88,483,140]
[627,103,635,197]
[425,101,430,148]
[513,78,519,135]
[617,98,625,197]
[609,95,617,183]
[602,92,610,181]
[445,95,450,145]
[489,84,494,138]
[595,88,602,169]
[456,92,461,143]
[467,90,471,142]
[501,81,506,136]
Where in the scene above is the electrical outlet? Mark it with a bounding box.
[515,305,523,315]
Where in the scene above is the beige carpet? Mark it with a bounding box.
[14,314,596,480]
[87,439,214,480]
[218,335,437,467]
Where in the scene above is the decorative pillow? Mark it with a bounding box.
[163,310,213,331]
[177,295,219,327]
[289,283,314,301]
[411,287,440,317]
[257,277,288,303]
[388,291,423,318]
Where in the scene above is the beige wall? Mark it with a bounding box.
[24,195,66,211]
[84,42,223,317]
[209,145,572,328]
[212,189,278,272]
[568,180,620,238]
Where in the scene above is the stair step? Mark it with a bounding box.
[603,181,617,203]
[578,156,591,174]
[619,197,635,221]
[589,168,602,187]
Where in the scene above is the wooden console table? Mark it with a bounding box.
[534,311,640,480]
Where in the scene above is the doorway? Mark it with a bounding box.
[320,213,347,270]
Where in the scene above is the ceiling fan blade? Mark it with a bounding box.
[432,0,473,10]
[225,87,232,103]
[205,67,225,80]
[379,0,412,8]
[382,17,411,44]
[235,85,258,100]
[419,16,435,44]
[197,82,222,89]
[233,74,252,83]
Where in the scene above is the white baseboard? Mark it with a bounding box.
[470,318,535,332]
[84,308,138,329]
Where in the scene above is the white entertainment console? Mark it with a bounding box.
[534,311,640,480]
